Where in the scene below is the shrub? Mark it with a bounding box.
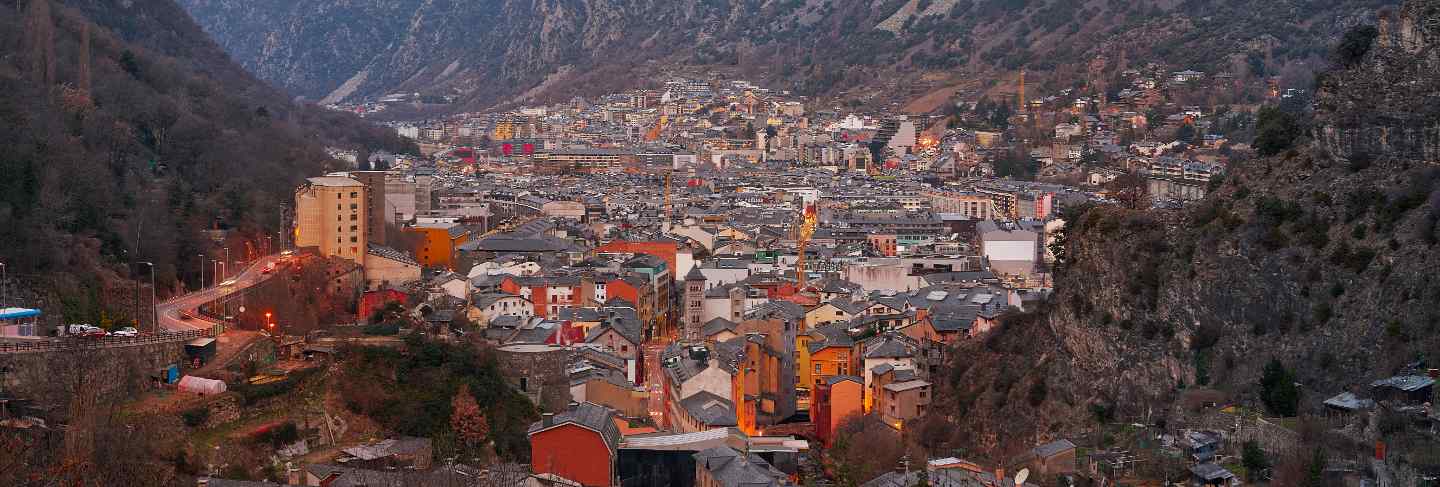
[1253,107,1303,157]
[181,407,210,427]
[252,421,300,448]
[1334,25,1379,68]
[1027,379,1048,406]
[1259,359,1300,417]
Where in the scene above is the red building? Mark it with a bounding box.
[528,402,622,487]
[500,275,588,318]
[358,289,409,323]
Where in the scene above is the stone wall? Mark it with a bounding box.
[495,345,572,413]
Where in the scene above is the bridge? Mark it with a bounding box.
[0,254,280,355]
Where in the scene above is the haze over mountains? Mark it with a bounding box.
[180,0,1394,109]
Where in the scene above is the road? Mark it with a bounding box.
[156,254,282,332]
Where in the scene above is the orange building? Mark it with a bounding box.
[813,376,863,447]
[405,222,471,269]
[527,403,620,487]
[728,329,792,436]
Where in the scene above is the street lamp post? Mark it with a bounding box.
[223,247,230,280]
[0,262,6,308]
[139,262,156,333]
[198,254,206,290]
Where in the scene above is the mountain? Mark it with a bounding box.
[934,0,1440,462]
[179,0,1397,110]
[0,0,414,325]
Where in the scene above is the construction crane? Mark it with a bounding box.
[794,202,818,288]
[644,113,668,141]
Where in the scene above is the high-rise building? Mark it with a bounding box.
[350,171,389,246]
[295,176,368,262]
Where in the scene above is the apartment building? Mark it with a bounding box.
[295,176,368,262]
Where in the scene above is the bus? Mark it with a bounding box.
[0,307,41,337]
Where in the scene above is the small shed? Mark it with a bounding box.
[177,375,227,395]
[186,337,217,364]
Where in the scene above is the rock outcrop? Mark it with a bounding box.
[939,0,1440,459]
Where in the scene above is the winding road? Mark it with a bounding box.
[156,254,282,332]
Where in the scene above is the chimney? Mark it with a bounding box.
[542,413,555,428]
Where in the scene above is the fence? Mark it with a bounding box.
[0,328,212,354]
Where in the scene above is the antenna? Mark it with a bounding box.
[1014,468,1030,486]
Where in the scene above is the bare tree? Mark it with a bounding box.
[23,0,56,85]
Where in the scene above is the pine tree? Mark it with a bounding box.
[450,384,490,451]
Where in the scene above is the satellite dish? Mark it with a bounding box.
[1014,468,1030,485]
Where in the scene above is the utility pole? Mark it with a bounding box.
[139,262,155,333]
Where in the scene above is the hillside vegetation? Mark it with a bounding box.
[934,1,1440,465]
[0,0,414,324]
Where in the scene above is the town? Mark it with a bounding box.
[6,49,1437,486]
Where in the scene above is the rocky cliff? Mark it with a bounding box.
[938,0,1440,459]
[178,0,1395,108]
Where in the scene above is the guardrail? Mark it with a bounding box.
[0,328,212,354]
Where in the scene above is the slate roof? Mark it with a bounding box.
[693,446,790,486]
[1322,392,1375,411]
[1032,439,1077,458]
[528,402,623,452]
[826,375,863,386]
[585,308,643,345]
[366,244,419,266]
[678,391,738,427]
[1189,463,1236,481]
[882,380,931,393]
[746,300,806,322]
[1370,375,1436,392]
[862,468,1039,487]
[806,324,855,354]
[929,306,979,333]
[863,335,916,359]
[703,317,740,337]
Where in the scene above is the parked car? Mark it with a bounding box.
[110,327,139,337]
[66,324,106,338]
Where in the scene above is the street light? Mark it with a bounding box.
[223,247,230,280]
[139,262,156,333]
[0,262,6,308]
[198,254,206,290]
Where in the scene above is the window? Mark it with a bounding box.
[351,214,358,221]
[621,345,628,353]
[519,377,529,392]
[350,225,358,231]
[350,236,358,243]
[350,192,358,199]
[814,364,822,373]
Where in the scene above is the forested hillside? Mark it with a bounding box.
[180,0,1396,110]
[0,0,414,325]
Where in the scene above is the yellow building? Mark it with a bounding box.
[295,176,368,262]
